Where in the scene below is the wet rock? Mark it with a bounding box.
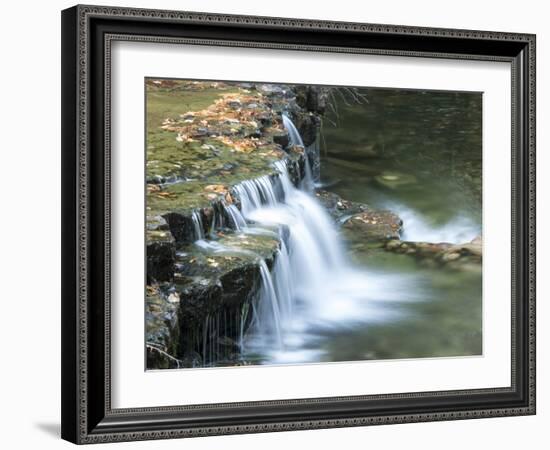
[178,278,224,324]
[292,112,320,147]
[256,112,273,128]
[172,262,260,363]
[146,285,181,369]
[147,174,166,184]
[383,236,482,270]
[272,130,290,148]
[147,229,175,283]
[317,190,403,243]
[294,85,329,115]
[315,189,369,223]
[162,212,197,244]
[286,156,306,186]
[219,264,261,308]
[146,215,170,232]
[448,235,482,257]
[342,210,403,242]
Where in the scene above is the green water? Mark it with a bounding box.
[320,87,483,361]
[321,88,482,226]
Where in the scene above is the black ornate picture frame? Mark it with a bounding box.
[61,4,536,444]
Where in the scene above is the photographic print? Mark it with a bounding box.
[145,78,482,370]
[61,8,536,441]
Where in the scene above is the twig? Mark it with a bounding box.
[146,342,183,368]
[334,87,353,107]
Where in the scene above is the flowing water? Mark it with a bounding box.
[318,87,482,361]
[200,160,423,364]
[192,90,482,365]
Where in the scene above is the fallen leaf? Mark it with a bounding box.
[204,184,227,194]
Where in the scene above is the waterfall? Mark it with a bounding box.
[229,157,355,360]
[193,116,417,365]
[191,210,204,241]
[282,113,304,148]
[282,113,314,191]
[222,202,247,230]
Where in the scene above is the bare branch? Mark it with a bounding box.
[146,342,183,368]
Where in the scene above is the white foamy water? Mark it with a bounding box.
[229,158,419,364]
[389,203,480,244]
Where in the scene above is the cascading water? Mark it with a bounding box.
[230,152,416,363]
[282,113,314,191]
[385,203,480,244]
[191,210,204,240]
[193,116,419,365]
[222,202,247,230]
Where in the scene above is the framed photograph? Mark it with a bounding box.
[61,4,536,444]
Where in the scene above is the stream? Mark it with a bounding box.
[318,88,483,362]
[192,87,483,366]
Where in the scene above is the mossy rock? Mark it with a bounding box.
[342,210,403,242]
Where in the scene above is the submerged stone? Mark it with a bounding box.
[374,171,417,189]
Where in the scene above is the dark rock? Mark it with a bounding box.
[256,112,273,128]
[219,264,261,308]
[306,142,321,182]
[244,128,262,139]
[174,264,259,364]
[162,212,196,244]
[147,230,176,283]
[292,112,320,147]
[147,174,165,184]
[146,286,181,369]
[272,130,290,148]
[178,278,224,323]
[294,85,329,114]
